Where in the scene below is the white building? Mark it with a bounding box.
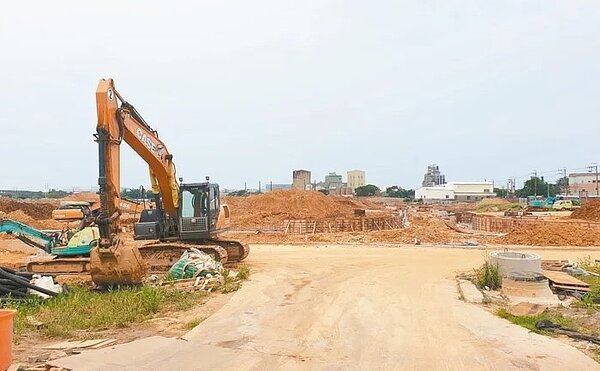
[415,182,495,203]
[415,184,454,202]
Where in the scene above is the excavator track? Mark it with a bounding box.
[24,239,248,276]
[138,239,248,271]
[26,256,91,275]
[207,238,250,262]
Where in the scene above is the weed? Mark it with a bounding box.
[237,266,250,280]
[497,308,578,333]
[1,285,206,340]
[475,260,502,290]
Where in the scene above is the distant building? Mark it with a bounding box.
[415,182,494,203]
[292,170,311,190]
[324,172,343,191]
[422,164,446,187]
[265,183,292,192]
[347,170,366,191]
[569,172,600,197]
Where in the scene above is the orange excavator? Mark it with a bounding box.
[90,78,248,285]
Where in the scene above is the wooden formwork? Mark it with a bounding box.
[281,216,402,234]
[469,213,600,233]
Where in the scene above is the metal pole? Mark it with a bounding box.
[532,170,537,197]
[588,164,598,197]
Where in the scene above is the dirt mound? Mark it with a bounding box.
[570,200,600,221]
[0,197,58,219]
[501,222,600,246]
[63,192,100,202]
[0,210,66,230]
[224,190,386,228]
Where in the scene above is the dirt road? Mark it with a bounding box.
[51,244,600,370]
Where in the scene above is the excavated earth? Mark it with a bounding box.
[570,199,600,221]
[224,190,389,228]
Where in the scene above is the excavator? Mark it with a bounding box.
[90,79,249,285]
[0,218,100,274]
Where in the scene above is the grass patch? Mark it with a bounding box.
[497,308,578,333]
[575,257,600,310]
[1,285,206,340]
[475,260,502,290]
[184,317,204,330]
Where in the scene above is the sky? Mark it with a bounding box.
[0,1,599,191]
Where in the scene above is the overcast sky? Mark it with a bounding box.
[1,1,599,191]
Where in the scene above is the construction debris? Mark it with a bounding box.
[536,320,600,345]
[0,267,59,299]
[166,248,223,281]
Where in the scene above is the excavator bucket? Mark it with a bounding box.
[89,243,147,286]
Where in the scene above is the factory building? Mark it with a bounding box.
[422,164,446,187]
[292,170,311,190]
[324,172,343,190]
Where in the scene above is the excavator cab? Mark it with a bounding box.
[178,182,220,239]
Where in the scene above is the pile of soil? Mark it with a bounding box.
[0,210,65,230]
[500,222,600,246]
[570,200,600,221]
[63,192,99,202]
[0,248,29,269]
[224,190,385,228]
[0,197,58,219]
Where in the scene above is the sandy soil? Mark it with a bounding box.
[50,244,600,370]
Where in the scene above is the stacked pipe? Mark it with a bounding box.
[0,267,57,299]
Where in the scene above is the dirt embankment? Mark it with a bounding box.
[570,200,600,221]
[499,222,600,246]
[224,190,387,228]
[0,198,65,229]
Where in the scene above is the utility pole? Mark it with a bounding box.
[589,163,599,197]
[532,170,538,197]
[270,181,273,192]
[258,181,262,193]
[558,167,567,196]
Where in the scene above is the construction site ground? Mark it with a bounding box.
[3,192,600,368]
[47,244,600,370]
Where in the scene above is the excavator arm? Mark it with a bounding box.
[0,219,56,252]
[95,79,179,246]
[92,78,179,285]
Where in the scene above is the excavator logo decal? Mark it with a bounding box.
[107,88,114,101]
[136,127,163,158]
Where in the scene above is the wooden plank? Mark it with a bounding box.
[551,284,590,292]
[541,269,590,287]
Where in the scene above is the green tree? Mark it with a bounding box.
[355,184,380,196]
[494,187,508,198]
[385,186,415,199]
[515,177,561,198]
[121,187,153,200]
